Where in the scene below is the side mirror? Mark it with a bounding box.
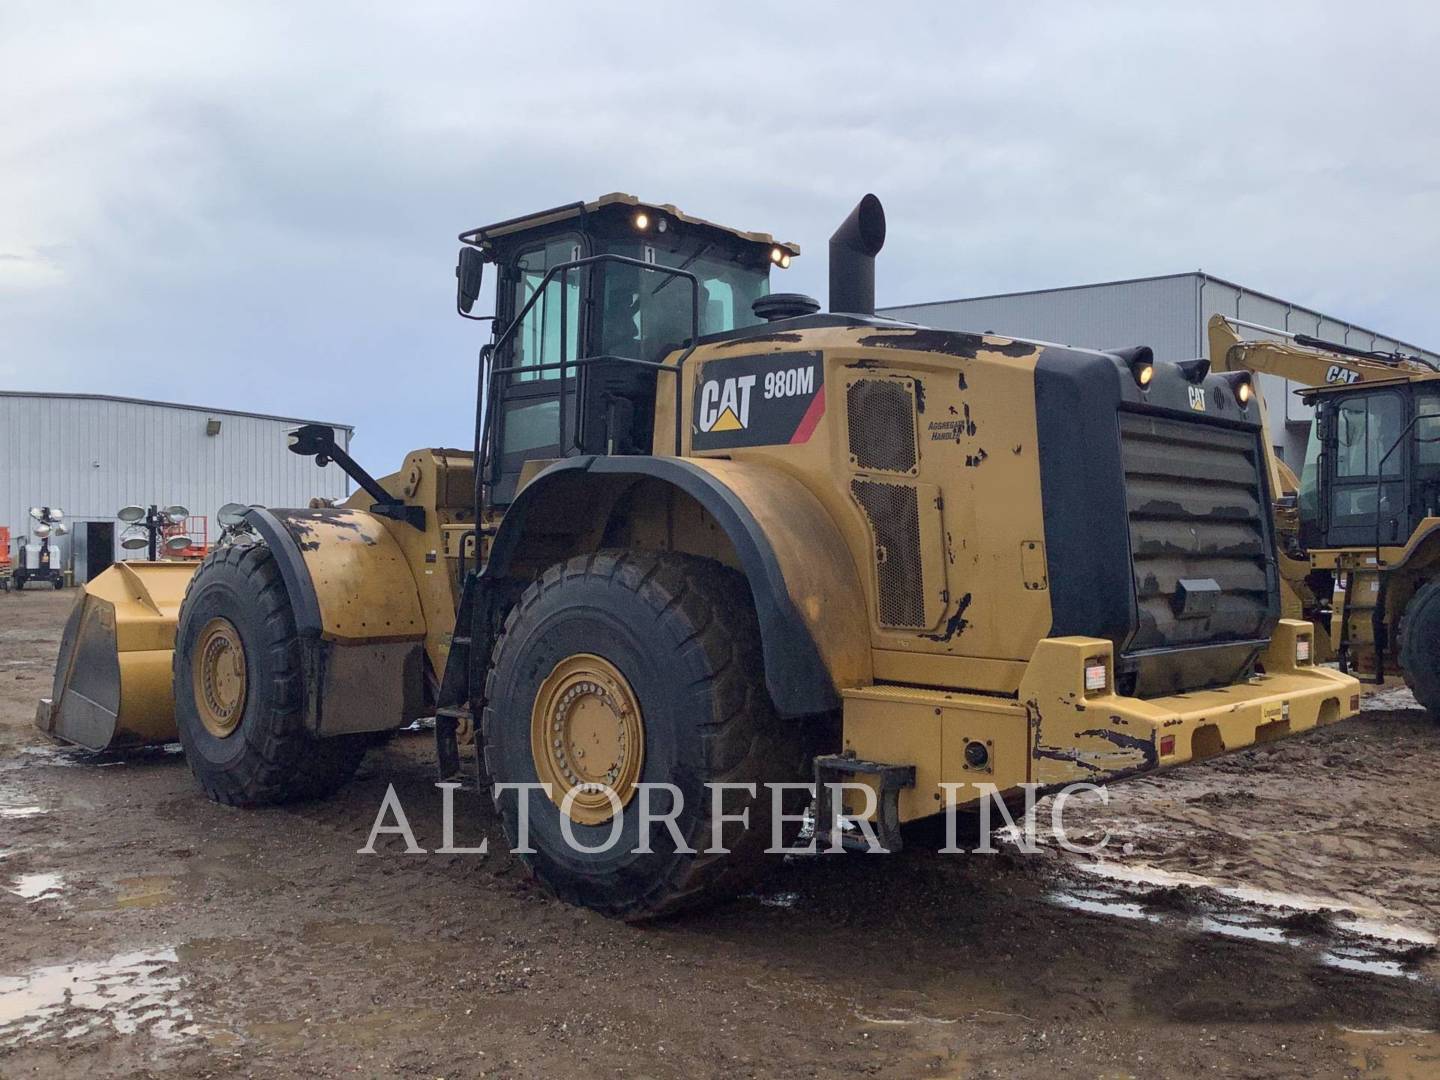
[288,423,338,459]
[456,247,484,314]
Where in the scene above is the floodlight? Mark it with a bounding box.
[117,506,146,523]
[217,503,249,527]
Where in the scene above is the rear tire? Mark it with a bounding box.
[482,550,809,920]
[1399,580,1440,721]
[173,544,367,805]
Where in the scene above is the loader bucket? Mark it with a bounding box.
[36,561,197,751]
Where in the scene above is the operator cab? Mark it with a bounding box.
[456,194,799,504]
[1299,375,1440,550]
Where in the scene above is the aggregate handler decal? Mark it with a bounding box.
[691,351,825,450]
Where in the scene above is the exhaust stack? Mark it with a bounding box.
[829,194,886,315]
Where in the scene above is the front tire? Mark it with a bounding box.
[482,550,808,920]
[173,544,367,805]
[1399,580,1440,721]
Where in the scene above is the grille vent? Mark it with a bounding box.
[851,479,925,628]
[847,379,918,473]
[1118,412,1273,652]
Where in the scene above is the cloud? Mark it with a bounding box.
[2,1,1439,470]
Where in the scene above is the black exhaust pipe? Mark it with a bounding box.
[829,193,886,315]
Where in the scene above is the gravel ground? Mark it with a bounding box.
[2,588,1438,1078]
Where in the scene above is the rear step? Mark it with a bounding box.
[812,753,915,853]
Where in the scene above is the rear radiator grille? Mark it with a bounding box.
[851,479,925,628]
[1118,412,1274,652]
[847,379,918,473]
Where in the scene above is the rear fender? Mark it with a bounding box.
[482,456,871,716]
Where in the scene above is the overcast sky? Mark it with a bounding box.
[3,2,1438,471]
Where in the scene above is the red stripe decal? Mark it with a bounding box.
[789,384,826,444]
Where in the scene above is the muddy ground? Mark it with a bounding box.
[2,588,1439,1078]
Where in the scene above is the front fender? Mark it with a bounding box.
[242,507,427,734]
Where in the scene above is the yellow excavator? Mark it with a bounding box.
[39,194,1358,917]
[1210,314,1440,712]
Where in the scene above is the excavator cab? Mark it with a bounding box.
[1299,377,1440,550]
[456,194,800,503]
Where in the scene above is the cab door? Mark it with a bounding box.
[1323,389,1407,547]
[490,235,587,505]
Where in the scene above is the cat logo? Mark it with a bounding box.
[692,352,825,450]
[697,374,756,433]
[1187,385,1207,412]
[1326,365,1361,385]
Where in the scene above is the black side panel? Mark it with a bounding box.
[482,456,839,717]
[1034,350,1136,645]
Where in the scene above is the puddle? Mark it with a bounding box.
[1078,861,1431,930]
[1049,890,1155,923]
[115,876,179,910]
[1322,946,1420,981]
[0,806,49,818]
[1196,913,1286,945]
[1361,685,1423,712]
[1051,861,1434,983]
[0,948,198,1043]
[9,872,64,901]
[1341,1025,1440,1078]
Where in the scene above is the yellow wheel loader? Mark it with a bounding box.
[43,193,1359,917]
[1210,314,1440,715]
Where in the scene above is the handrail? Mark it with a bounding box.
[479,253,703,500]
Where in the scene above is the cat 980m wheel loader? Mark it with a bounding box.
[42,192,1359,918]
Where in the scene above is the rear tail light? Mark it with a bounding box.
[1084,661,1108,693]
[1160,735,1177,756]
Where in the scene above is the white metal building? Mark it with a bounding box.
[882,272,1440,469]
[1,392,353,584]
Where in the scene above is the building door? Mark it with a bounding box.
[85,521,115,582]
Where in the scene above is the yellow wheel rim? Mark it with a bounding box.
[193,617,248,739]
[531,653,645,826]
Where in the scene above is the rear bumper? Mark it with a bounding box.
[839,620,1360,822]
[1022,621,1358,786]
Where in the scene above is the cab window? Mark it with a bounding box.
[600,245,769,365]
[1334,392,1403,477]
[1416,389,1440,468]
[510,236,583,382]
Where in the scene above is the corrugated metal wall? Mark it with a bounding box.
[882,273,1440,470]
[1,394,352,581]
[884,274,1202,363]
